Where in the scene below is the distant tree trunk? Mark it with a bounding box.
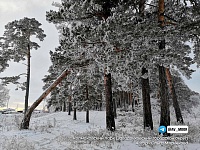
[63,101,66,112]
[105,73,115,131]
[68,95,72,115]
[24,44,31,114]
[99,94,102,111]
[127,92,129,105]
[20,69,71,129]
[166,68,183,124]
[123,91,126,111]
[132,96,135,112]
[141,67,153,130]
[118,91,122,108]
[73,101,77,120]
[113,98,117,118]
[86,84,89,123]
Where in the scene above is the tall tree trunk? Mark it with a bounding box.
[158,0,170,136]
[105,73,115,131]
[141,67,153,130]
[166,68,183,124]
[20,69,71,129]
[139,0,153,130]
[24,44,30,114]
[86,84,89,123]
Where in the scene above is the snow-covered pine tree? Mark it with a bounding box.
[45,0,198,132]
[46,0,118,131]
[1,17,46,113]
[0,43,9,73]
[0,83,10,107]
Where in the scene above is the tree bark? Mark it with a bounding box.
[20,69,71,129]
[159,65,170,136]
[141,67,153,130]
[24,44,30,114]
[104,73,115,131]
[166,68,183,124]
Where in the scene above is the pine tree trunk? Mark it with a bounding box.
[113,98,117,118]
[68,95,71,115]
[20,69,71,129]
[100,94,102,111]
[104,73,115,131]
[86,84,89,123]
[119,91,122,108]
[158,0,170,136]
[123,91,126,111]
[132,96,135,112]
[24,44,30,114]
[86,110,89,123]
[166,68,183,124]
[159,65,170,136]
[73,101,77,120]
[63,101,66,112]
[141,67,153,130]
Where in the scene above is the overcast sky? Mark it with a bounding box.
[0,0,199,110]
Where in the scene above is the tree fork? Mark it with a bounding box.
[20,69,71,129]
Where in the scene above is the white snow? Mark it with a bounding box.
[0,96,200,150]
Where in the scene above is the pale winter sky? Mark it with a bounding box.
[0,0,199,110]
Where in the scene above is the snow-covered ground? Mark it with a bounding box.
[0,96,200,150]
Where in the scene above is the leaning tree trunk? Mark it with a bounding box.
[141,67,153,130]
[166,68,183,124]
[24,44,31,114]
[104,73,115,131]
[20,69,71,129]
[86,84,89,123]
